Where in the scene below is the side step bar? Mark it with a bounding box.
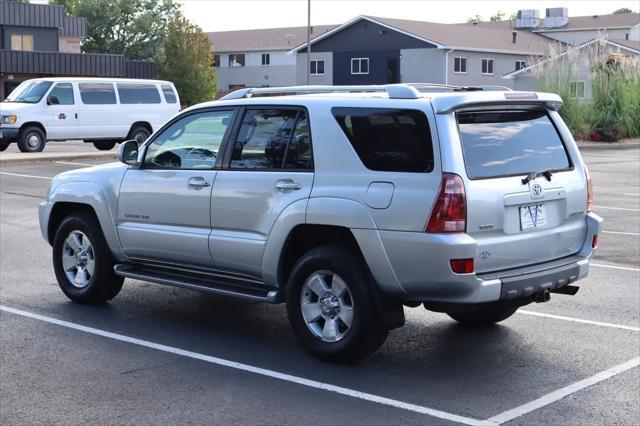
[114,264,284,304]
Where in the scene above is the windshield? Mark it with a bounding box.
[5,81,53,103]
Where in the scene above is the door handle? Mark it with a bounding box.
[275,179,302,191]
[188,177,210,188]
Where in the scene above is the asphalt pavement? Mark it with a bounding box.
[0,149,638,425]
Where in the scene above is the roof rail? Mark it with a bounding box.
[219,83,511,101]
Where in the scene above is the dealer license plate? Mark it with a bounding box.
[520,204,547,230]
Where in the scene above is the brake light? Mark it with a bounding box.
[592,234,599,249]
[585,165,593,212]
[426,173,466,232]
[450,258,474,274]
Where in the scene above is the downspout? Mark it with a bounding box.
[444,48,454,85]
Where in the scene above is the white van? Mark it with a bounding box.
[0,77,180,152]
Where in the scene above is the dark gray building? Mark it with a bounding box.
[0,1,156,99]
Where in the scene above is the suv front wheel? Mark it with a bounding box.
[52,213,124,304]
[286,245,388,363]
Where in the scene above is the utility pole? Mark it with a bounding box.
[306,0,311,85]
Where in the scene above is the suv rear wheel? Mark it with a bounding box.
[447,303,518,326]
[92,141,116,151]
[17,126,45,153]
[52,213,124,304]
[286,245,388,362]
[127,125,150,145]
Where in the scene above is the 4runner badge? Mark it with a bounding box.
[479,251,491,260]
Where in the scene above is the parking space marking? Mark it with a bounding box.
[0,172,52,180]
[487,357,640,424]
[54,161,95,167]
[517,310,640,332]
[591,263,640,272]
[594,205,640,212]
[602,230,640,236]
[0,305,493,426]
[622,193,640,197]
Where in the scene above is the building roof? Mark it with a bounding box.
[207,25,336,52]
[608,38,640,51]
[463,12,639,32]
[288,15,556,55]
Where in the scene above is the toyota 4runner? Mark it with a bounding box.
[39,84,603,362]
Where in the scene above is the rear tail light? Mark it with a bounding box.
[585,165,593,212]
[426,173,466,233]
[592,234,599,249]
[450,258,474,274]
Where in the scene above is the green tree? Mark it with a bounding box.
[53,0,180,60]
[612,7,632,14]
[467,14,482,24]
[490,11,506,22]
[156,14,216,106]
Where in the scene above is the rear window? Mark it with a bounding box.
[79,83,116,104]
[117,83,161,104]
[161,84,177,104]
[332,107,434,173]
[457,109,571,180]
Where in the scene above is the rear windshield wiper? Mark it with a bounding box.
[522,169,553,185]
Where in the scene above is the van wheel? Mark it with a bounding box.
[286,245,388,363]
[127,125,150,145]
[447,303,518,326]
[0,140,9,151]
[17,126,45,153]
[92,141,116,151]
[52,212,124,304]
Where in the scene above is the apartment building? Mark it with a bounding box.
[0,1,156,99]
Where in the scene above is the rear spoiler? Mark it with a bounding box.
[431,92,563,114]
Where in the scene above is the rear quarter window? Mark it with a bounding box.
[332,107,434,173]
[117,83,161,104]
[457,109,571,180]
[161,85,177,104]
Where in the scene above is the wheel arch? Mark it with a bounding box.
[128,121,153,137]
[19,122,46,139]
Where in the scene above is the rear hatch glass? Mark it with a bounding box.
[457,109,571,180]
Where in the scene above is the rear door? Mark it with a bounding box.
[455,108,587,273]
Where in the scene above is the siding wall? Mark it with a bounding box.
[2,25,59,52]
[446,50,532,88]
[537,28,631,45]
[215,50,297,90]
[400,48,445,84]
[0,2,65,28]
[295,52,333,85]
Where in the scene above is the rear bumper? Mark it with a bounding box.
[369,212,603,304]
[0,127,19,142]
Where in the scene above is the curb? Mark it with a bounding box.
[577,143,640,150]
[0,152,116,165]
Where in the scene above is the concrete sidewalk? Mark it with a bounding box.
[0,140,116,164]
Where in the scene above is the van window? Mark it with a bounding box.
[47,83,74,105]
[117,83,161,104]
[332,107,434,173]
[457,109,571,180]
[161,85,177,104]
[79,83,116,104]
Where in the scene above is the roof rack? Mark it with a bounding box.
[219,83,511,101]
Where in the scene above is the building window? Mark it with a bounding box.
[570,81,585,98]
[10,34,34,51]
[481,58,494,75]
[261,53,270,66]
[454,57,467,73]
[229,54,245,67]
[515,60,528,71]
[212,55,220,67]
[351,58,369,75]
[310,60,325,75]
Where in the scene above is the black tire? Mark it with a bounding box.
[447,303,518,326]
[92,141,116,151]
[52,212,124,304]
[127,125,151,145]
[0,140,9,152]
[286,245,388,363]
[17,126,45,153]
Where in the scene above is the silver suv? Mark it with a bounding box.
[39,84,602,362]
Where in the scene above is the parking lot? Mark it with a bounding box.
[1,148,638,425]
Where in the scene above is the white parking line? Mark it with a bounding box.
[602,230,640,236]
[0,172,52,180]
[517,310,640,332]
[622,193,640,197]
[594,205,640,212]
[0,305,492,426]
[591,263,640,272]
[487,357,640,424]
[55,160,94,167]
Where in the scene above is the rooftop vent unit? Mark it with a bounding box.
[515,9,540,29]
[544,7,569,29]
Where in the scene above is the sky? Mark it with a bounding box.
[181,0,640,32]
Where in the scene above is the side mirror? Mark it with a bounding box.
[47,95,60,105]
[118,140,140,166]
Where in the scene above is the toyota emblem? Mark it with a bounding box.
[531,183,543,198]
